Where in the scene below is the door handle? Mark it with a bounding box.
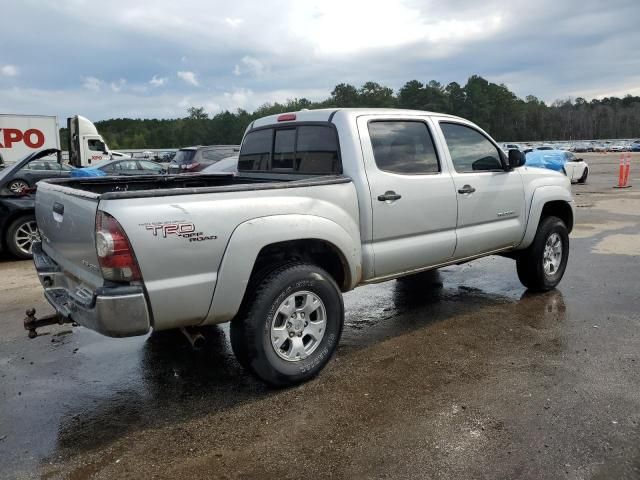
[457,185,476,194]
[377,191,402,202]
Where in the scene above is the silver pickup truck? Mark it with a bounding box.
[32,108,575,386]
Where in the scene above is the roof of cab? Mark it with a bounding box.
[250,108,463,130]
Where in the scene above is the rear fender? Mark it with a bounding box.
[202,214,361,324]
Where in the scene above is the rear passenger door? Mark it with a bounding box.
[357,116,458,278]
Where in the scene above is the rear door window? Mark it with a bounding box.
[238,124,341,174]
[368,121,440,174]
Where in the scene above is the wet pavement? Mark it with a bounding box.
[0,153,638,479]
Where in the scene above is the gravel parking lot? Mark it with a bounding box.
[0,153,638,479]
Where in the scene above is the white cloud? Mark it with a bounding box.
[224,17,243,28]
[177,70,199,86]
[1,65,18,77]
[233,56,266,77]
[110,78,126,92]
[82,76,103,92]
[149,75,167,87]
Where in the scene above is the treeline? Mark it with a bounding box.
[61,75,640,149]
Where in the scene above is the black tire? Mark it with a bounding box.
[516,216,569,292]
[577,167,588,184]
[6,215,39,259]
[230,263,344,387]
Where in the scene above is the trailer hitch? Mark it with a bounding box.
[23,308,75,339]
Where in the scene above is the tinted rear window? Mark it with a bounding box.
[238,124,341,174]
[172,150,197,164]
[202,148,238,162]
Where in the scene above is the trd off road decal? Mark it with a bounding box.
[140,221,217,243]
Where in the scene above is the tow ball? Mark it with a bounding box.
[23,308,75,339]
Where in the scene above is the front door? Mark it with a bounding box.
[357,116,458,279]
[437,120,526,259]
[83,136,109,165]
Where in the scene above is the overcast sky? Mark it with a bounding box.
[1,0,639,121]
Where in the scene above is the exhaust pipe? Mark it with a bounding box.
[180,327,206,348]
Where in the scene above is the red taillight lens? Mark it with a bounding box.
[95,211,141,282]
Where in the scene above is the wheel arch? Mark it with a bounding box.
[519,187,575,249]
[201,214,361,325]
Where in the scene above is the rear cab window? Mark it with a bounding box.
[238,124,341,175]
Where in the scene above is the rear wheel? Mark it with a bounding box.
[516,216,569,292]
[577,167,588,184]
[230,263,344,387]
[6,215,39,259]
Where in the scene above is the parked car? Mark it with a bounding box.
[32,108,575,386]
[631,143,640,152]
[71,159,165,177]
[0,193,36,259]
[593,144,608,153]
[572,144,590,153]
[608,144,626,152]
[0,148,73,195]
[167,145,240,174]
[200,155,238,174]
[525,149,589,183]
[502,143,522,152]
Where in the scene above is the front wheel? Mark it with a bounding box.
[577,167,588,184]
[516,216,569,292]
[230,263,344,387]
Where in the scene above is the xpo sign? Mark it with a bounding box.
[0,128,46,148]
[0,115,59,163]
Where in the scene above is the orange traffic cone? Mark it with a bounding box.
[614,153,632,188]
[624,152,631,186]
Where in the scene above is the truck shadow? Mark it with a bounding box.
[50,270,567,461]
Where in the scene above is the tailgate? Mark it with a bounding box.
[35,182,104,289]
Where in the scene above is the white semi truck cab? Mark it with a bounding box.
[67,115,112,167]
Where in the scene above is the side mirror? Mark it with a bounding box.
[508,149,526,169]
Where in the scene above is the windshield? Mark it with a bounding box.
[171,150,197,164]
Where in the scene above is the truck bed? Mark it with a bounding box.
[39,173,350,199]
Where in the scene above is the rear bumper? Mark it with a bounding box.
[33,242,151,337]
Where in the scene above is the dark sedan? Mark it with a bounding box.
[0,149,73,195]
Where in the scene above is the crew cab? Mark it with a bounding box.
[31,108,575,386]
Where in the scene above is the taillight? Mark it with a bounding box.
[95,211,141,282]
